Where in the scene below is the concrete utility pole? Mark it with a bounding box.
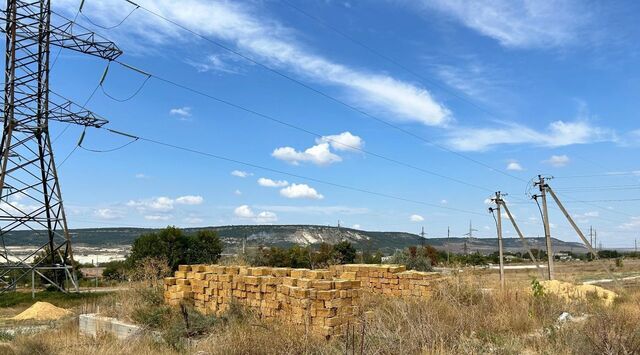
[535,175,555,280]
[590,226,593,249]
[490,191,505,289]
[447,226,450,264]
[420,226,426,247]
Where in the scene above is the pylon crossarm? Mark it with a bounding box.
[48,99,108,127]
[0,9,122,61]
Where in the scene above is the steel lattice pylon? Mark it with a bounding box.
[0,0,121,293]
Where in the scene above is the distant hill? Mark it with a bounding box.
[2,224,588,254]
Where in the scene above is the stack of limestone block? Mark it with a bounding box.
[164,265,361,336]
[329,264,444,297]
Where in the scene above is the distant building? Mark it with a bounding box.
[553,252,572,261]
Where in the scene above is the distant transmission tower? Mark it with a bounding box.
[0,0,121,293]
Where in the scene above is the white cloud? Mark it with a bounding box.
[506,161,523,171]
[440,199,448,204]
[127,197,175,212]
[419,0,591,49]
[234,205,255,218]
[231,170,252,178]
[545,155,570,167]
[169,107,192,119]
[56,0,450,126]
[93,208,121,220]
[254,205,368,215]
[446,120,613,151]
[127,195,202,212]
[316,132,364,152]
[185,217,204,224]
[257,178,289,188]
[619,216,640,231]
[186,54,239,74]
[145,215,172,221]
[233,205,277,223]
[584,211,599,217]
[272,143,342,166]
[410,214,424,222]
[234,189,242,196]
[280,184,324,200]
[175,195,204,205]
[256,211,278,223]
[352,224,361,229]
[134,173,148,179]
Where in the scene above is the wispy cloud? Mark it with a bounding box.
[231,170,252,178]
[169,106,192,119]
[416,0,592,49]
[410,214,424,222]
[257,178,289,188]
[544,154,570,167]
[56,0,450,126]
[445,120,614,151]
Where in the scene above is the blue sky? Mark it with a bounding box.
[37,0,640,247]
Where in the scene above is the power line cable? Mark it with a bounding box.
[93,126,488,217]
[107,61,494,193]
[554,172,640,179]
[78,0,139,30]
[129,2,526,183]
[98,61,151,102]
[280,0,498,117]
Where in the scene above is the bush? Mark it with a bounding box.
[102,260,128,281]
[388,247,433,271]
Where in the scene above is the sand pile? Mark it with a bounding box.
[11,301,72,321]
[540,280,617,306]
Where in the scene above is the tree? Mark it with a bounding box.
[333,241,356,264]
[128,227,223,270]
[186,230,223,264]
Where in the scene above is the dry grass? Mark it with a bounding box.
[2,273,640,354]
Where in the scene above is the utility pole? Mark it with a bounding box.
[420,226,426,247]
[447,226,450,264]
[500,197,546,280]
[594,229,598,254]
[589,226,593,249]
[534,175,555,280]
[490,191,505,289]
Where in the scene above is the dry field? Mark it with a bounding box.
[1,260,639,355]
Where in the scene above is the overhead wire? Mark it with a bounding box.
[98,61,152,102]
[280,0,498,118]
[107,60,495,193]
[78,0,140,30]
[128,1,527,184]
[92,125,488,217]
